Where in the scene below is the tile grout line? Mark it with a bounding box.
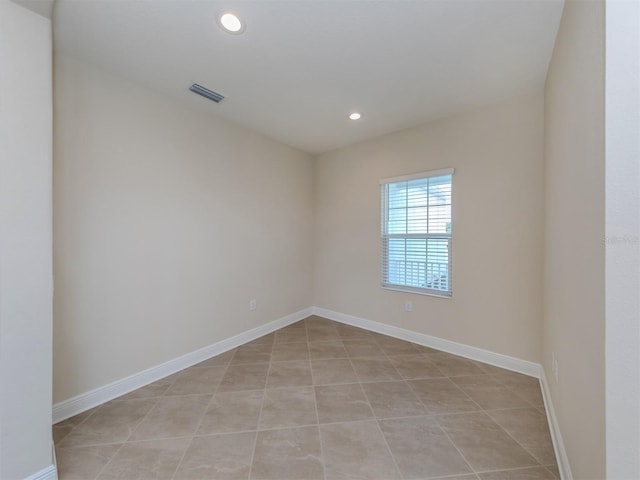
[87,389,168,478]
[247,341,274,480]
[91,443,126,480]
[345,340,405,479]
[306,324,328,480]
[170,357,232,480]
[372,416,406,480]
[480,409,548,470]
[403,374,484,476]
[433,416,478,477]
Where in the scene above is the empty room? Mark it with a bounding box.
[1,0,638,479]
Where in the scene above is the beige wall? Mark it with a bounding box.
[0,2,53,478]
[53,55,314,403]
[543,0,605,478]
[314,90,544,363]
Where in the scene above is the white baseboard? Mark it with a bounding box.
[52,307,312,424]
[540,369,573,480]
[25,464,57,480]
[312,307,541,377]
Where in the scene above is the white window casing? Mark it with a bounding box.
[381,168,454,297]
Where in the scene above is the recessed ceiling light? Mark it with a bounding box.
[349,112,362,120]
[218,11,244,34]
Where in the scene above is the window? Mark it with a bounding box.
[381,168,453,297]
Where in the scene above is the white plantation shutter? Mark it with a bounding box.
[381,168,453,297]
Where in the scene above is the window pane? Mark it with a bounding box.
[426,238,449,291]
[407,206,428,233]
[387,238,407,285]
[427,204,451,233]
[407,178,428,207]
[388,208,407,234]
[405,238,427,287]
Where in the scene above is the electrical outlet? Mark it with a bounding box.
[249,299,257,311]
[404,301,413,312]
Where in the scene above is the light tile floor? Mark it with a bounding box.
[54,316,559,480]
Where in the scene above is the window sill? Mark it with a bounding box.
[382,285,452,299]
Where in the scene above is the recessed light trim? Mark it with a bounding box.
[217,11,245,34]
[349,112,362,120]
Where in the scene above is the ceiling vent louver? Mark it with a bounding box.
[189,83,225,103]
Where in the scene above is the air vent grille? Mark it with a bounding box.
[189,83,225,103]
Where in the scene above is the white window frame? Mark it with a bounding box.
[380,168,454,298]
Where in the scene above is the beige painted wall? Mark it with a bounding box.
[314,90,544,363]
[53,55,314,403]
[0,2,53,478]
[543,0,605,478]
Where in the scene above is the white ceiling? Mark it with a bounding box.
[53,0,564,155]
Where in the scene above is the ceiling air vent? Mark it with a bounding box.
[189,83,225,103]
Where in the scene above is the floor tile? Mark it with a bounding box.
[311,358,358,385]
[409,378,481,414]
[344,341,385,358]
[388,354,445,380]
[494,372,545,408]
[174,432,256,480]
[428,353,487,377]
[271,342,309,362]
[266,360,312,388]
[56,444,122,480]
[309,341,348,359]
[54,410,95,444]
[451,375,532,410]
[360,381,427,418]
[412,344,442,354]
[198,390,264,434]
[251,426,324,480]
[320,420,401,480]
[274,329,308,344]
[335,324,374,340]
[130,394,210,441]
[351,357,402,382]
[486,408,557,465]
[231,344,272,365]
[375,337,424,355]
[164,366,226,396]
[218,363,269,392]
[545,463,561,479]
[437,412,539,472]
[474,362,514,376]
[96,437,190,479]
[192,349,235,368]
[259,386,318,429]
[118,376,176,400]
[304,315,336,328]
[478,466,557,479]
[55,409,95,429]
[58,398,157,447]
[379,416,473,479]
[430,475,479,480]
[54,424,75,445]
[307,327,342,343]
[314,383,374,424]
